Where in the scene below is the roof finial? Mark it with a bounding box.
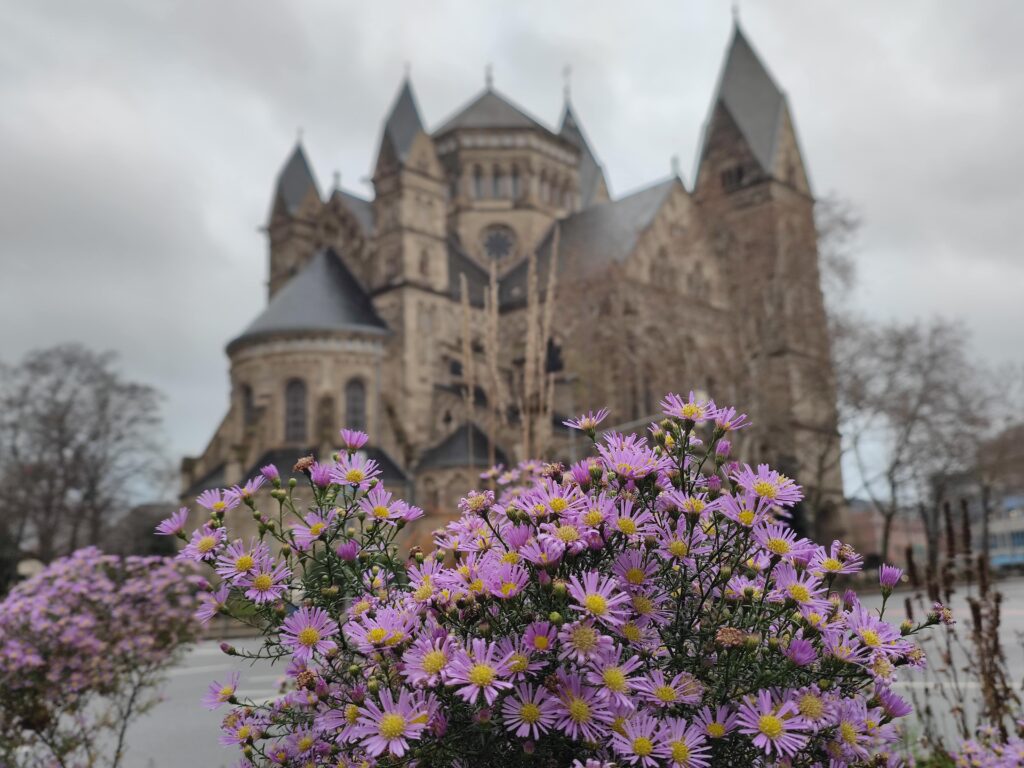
[332,170,341,191]
[485,63,494,90]
[671,154,681,178]
[296,126,304,144]
[562,64,572,101]
[732,0,740,23]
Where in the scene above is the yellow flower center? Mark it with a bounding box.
[681,402,702,419]
[509,653,529,673]
[297,736,314,751]
[233,554,254,573]
[737,509,755,526]
[684,499,706,514]
[468,578,484,593]
[788,584,811,603]
[821,557,843,571]
[860,629,881,647]
[413,583,433,601]
[309,522,326,536]
[421,649,447,675]
[753,480,778,499]
[668,540,689,557]
[840,721,858,745]
[365,627,389,645]
[345,704,359,724]
[654,684,677,703]
[236,725,251,740]
[550,498,568,514]
[671,741,691,761]
[625,567,646,585]
[615,462,636,475]
[766,537,791,556]
[212,501,227,512]
[758,714,783,739]
[617,518,638,535]
[567,696,591,723]
[798,694,824,719]
[621,622,642,642]
[632,595,654,615]
[602,667,627,692]
[372,506,389,519]
[571,625,598,651]
[252,574,273,591]
[532,635,550,650]
[632,736,654,756]
[501,582,519,597]
[297,627,321,647]
[378,713,406,740]
[584,594,608,616]
[218,685,234,698]
[197,536,217,554]
[706,723,726,738]
[612,716,628,735]
[583,509,604,526]
[501,551,521,564]
[556,525,581,542]
[344,469,365,484]
[468,663,496,687]
[519,702,541,723]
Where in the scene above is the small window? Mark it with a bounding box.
[721,165,746,193]
[492,166,503,198]
[284,379,307,443]
[345,378,367,432]
[511,166,521,199]
[473,166,485,199]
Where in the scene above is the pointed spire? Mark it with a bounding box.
[708,24,786,173]
[380,76,425,166]
[558,97,608,209]
[485,64,494,91]
[269,141,319,222]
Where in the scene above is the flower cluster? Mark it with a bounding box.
[0,548,202,766]
[949,726,1024,767]
[172,392,942,767]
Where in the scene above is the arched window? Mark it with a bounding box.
[284,379,307,443]
[345,378,367,432]
[511,166,521,200]
[492,166,503,198]
[473,166,484,199]
[240,384,256,427]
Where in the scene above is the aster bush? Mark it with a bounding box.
[175,393,944,767]
[0,547,202,768]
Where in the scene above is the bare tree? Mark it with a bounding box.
[0,345,165,568]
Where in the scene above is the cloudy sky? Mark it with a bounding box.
[2,0,1022,478]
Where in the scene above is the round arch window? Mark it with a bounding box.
[481,225,516,261]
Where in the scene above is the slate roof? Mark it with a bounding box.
[228,248,388,351]
[559,102,607,209]
[417,423,508,471]
[434,88,555,136]
[269,143,319,222]
[498,177,678,307]
[380,79,425,165]
[448,238,490,307]
[704,25,786,173]
[332,188,375,237]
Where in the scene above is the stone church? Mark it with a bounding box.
[181,25,845,542]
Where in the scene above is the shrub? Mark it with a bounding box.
[173,393,943,767]
[0,548,202,767]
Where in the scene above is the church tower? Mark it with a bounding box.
[694,25,843,539]
[266,143,322,298]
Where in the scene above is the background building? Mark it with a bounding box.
[182,25,845,543]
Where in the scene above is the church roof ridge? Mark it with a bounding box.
[432,87,556,136]
[228,248,387,353]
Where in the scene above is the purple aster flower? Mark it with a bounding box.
[660,391,717,423]
[713,406,749,432]
[203,670,240,709]
[716,491,773,529]
[732,463,803,507]
[736,690,809,757]
[783,635,817,666]
[501,682,558,739]
[155,507,189,536]
[877,686,912,718]
[771,563,829,612]
[339,428,369,452]
[567,570,632,627]
[219,713,264,746]
[552,673,614,742]
[658,716,712,767]
[359,486,402,525]
[196,488,240,514]
[810,540,864,576]
[331,453,380,490]
[613,551,658,591]
[292,508,335,550]
[215,538,271,583]
[612,712,667,767]
[484,562,529,599]
[585,650,643,707]
[240,557,290,604]
[695,705,738,740]
[931,601,955,626]
[597,441,670,482]
[557,620,615,664]
[308,461,334,488]
[846,605,903,652]
[447,638,513,705]
[610,499,658,538]
[350,688,431,758]
[336,539,360,562]
[523,621,557,653]
[635,669,703,708]
[402,634,454,687]
[879,564,904,592]
[831,698,871,761]
[563,407,610,434]
[195,583,229,625]
[753,522,816,561]
[228,476,265,503]
[520,536,564,568]
[179,524,226,562]
[259,463,280,483]
[281,607,338,663]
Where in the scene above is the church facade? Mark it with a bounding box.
[181,26,845,541]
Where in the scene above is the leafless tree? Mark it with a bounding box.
[0,344,165,568]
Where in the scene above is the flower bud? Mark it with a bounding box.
[548,611,564,626]
[552,581,568,599]
[220,642,236,656]
[288,477,297,488]
[367,678,379,694]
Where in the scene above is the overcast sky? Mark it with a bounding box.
[2,1,1022,479]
